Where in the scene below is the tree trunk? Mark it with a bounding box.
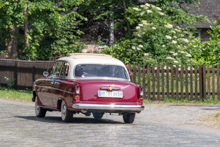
[24,2,29,48]
[109,6,114,48]
[6,26,18,59]
[122,0,131,37]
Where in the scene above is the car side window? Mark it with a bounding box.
[60,62,69,79]
[49,62,63,78]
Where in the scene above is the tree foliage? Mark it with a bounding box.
[99,0,207,65]
[192,21,220,65]
[0,0,86,60]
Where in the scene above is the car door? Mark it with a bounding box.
[52,62,71,108]
[39,61,63,108]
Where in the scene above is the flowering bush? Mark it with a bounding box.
[126,3,197,65]
[104,2,199,65]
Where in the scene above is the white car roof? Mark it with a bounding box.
[56,53,130,80]
[57,53,125,66]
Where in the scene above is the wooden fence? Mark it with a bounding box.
[129,64,220,100]
[0,59,220,100]
[0,59,54,89]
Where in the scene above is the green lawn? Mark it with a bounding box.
[0,88,220,104]
[0,89,32,102]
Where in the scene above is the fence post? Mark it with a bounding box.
[14,61,17,89]
[32,62,36,84]
[199,65,206,100]
[202,65,206,99]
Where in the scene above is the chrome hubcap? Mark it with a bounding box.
[35,100,39,115]
[61,103,66,119]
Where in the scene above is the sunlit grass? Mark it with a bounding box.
[200,113,220,128]
[0,88,32,102]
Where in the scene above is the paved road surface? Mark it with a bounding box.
[0,98,220,147]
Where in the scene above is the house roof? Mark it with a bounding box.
[188,0,220,28]
[139,0,220,29]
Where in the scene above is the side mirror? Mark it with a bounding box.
[43,71,49,77]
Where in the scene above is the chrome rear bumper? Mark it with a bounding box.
[72,103,145,111]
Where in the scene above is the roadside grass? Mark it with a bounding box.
[0,87,32,102]
[199,113,220,128]
[143,98,220,105]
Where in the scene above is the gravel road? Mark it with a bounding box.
[0,98,220,147]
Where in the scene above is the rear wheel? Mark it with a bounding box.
[123,113,135,124]
[92,112,104,119]
[35,98,47,117]
[61,101,73,122]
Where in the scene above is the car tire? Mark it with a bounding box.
[123,113,135,124]
[92,112,104,119]
[35,98,47,117]
[61,101,73,122]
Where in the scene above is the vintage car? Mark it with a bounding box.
[32,53,144,123]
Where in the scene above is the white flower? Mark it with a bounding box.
[173,53,178,56]
[144,53,149,56]
[180,38,189,43]
[162,45,166,47]
[166,35,172,39]
[172,40,177,44]
[147,10,152,13]
[137,47,140,50]
[175,29,181,32]
[137,34,142,37]
[155,7,162,11]
[174,36,177,38]
[145,3,150,7]
[139,45,143,48]
[174,60,178,63]
[139,24,144,27]
[179,51,185,54]
[166,57,174,60]
[152,27,156,30]
[142,20,147,23]
[186,54,192,57]
[140,12,145,16]
[165,24,173,28]
[159,12,164,15]
[132,46,136,49]
[136,26,141,29]
[133,7,140,11]
[171,30,176,34]
[143,22,148,25]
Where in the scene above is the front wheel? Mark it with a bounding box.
[61,101,73,122]
[35,98,47,117]
[123,113,135,124]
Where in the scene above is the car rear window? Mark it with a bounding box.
[74,64,128,79]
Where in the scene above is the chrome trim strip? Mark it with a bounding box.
[35,85,75,95]
[72,103,145,111]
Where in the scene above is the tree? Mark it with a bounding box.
[192,21,220,65]
[0,0,86,60]
[102,1,207,65]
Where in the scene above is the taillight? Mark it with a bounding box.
[74,83,80,101]
[138,85,143,103]
[75,84,80,94]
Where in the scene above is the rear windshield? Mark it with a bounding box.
[74,64,128,79]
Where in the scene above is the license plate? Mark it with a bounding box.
[98,90,123,98]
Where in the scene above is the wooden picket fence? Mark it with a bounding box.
[129,64,220,100]
[0,59,220,101]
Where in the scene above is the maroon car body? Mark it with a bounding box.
[33,53,144,123]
